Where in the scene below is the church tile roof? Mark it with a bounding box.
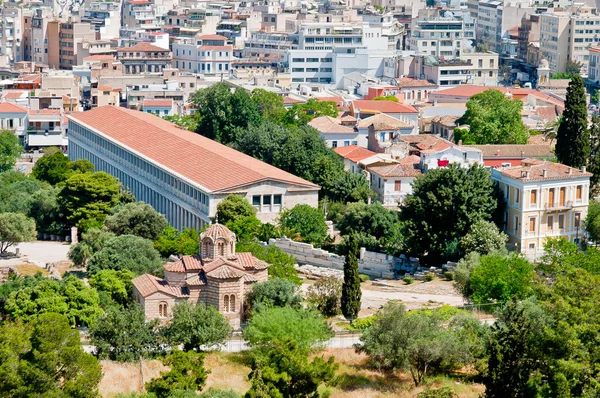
[206,265,247,279]
[132,274,190,298]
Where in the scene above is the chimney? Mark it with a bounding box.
[458,140,462,146]
[496,149,500,156]
[582,166,587,173]
[542,169,547,178]
[569,168,573,175]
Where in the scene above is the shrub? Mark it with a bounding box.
[359,274,370,282]
[306,276,342,317]
[346,315,375,330]
[403,276,414,285]
[425,273,435,282]
[444,271,455,281]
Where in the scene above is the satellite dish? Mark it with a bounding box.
[443,11,454,18]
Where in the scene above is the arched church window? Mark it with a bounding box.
[158,302,168,318]
[224,295,230,312]
[229,295,236,312]
[217,241,225,256]
[202,239,212,258]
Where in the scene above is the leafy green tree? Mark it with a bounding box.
[235,242,300,284]
[32,151,93,185]
[104,201,168,240]
[556,74,590,168]
[68,227,116,267]
[190,84,259,144]
[359,303,486,386]
[0,177,44,215]
[0,130,23,172]
[146,350,209,398]
[466,253,535,304]
[456,90,528,144]
[88,269,135,307]
[216,195,261,241]
[373,95,399,102]
[0,313,102,397]
[284,99,338,125]
[244,306,333,352]
[58,171,121,231]
[154,226,199,257]
[247,278,302,311]
[273,126,341,183]
[279,204,327,247]
[565,60,583,76]
[588,115,600,195]
[337,201,399,242]
[163,302,231,351]
[484,300,550,398]
[585,200,600,243]
[89,305,162,361]
[4,276,103,326]
[306,275,342,317]
[245,340,337,398]
[232,120,288,165]
[460,220,508,255]
[87,234,163,276]
[453,251,480,298]
[400,164,499,264]
[332,171,376,203]
[28,186,64,234]
[251,88,286,123]
[0,212,36,254]
[341,234,361,321]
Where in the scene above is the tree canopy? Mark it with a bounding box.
[87,234,163,276]
[0,130,23,172]
[456,89,528,145]
[247,277,302,312]
[400,164,500,263]
[154,226,199,257]
[0,313,103,397]
[32,151,93,185]
[104,201,168,240]
[555,74,590,168]
[58,171,121,231]
[0,212,36,254]
[279,204,328,247]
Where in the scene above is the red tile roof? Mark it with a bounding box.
[118,42,170,53]
[394,77,436,88]
[143,99,173,107]
[84,55,115,61]
[334,145,377,162]
[68,106,319,192]
[283,96,304,104]
[316,96,345,104]
[432,85,491,98]
[197,45,233,50]
[197,34,229,41]
[467,144,554,158]
[3,91,25,99]
[496,158,592,181]
[368,163,423,178]
[352,100,418,114]
[132,274,189,298]
[0,102,27,113]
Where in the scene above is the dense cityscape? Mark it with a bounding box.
[0,0,599,396]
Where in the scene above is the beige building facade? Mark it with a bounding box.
[492,159,591,258]
[132,224,269,329]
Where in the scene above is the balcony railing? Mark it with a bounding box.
[544,201,573,210]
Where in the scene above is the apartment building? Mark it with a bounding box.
[59,19,96,70]
[118,42,172,74]
[172,34,233,75]
[518,14,541,63]
[410,11,465,59]
[477,0,535,51]
[0,7,25,64]
[540,7,600,74]
[242,31,298,67]
[23,8,50,65]
[122,0,160,29]
[462,51,499,85]
[413,56,474,87]
[492,159,591,257]
[589,46,600,85]
[81,2,121,40]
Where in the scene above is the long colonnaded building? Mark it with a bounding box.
[67,106,320,230]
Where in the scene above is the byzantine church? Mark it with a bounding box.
[132,223,269,328]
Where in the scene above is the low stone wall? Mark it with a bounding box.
[266,237,418,279]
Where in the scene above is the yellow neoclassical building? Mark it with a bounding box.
[491,159,592,258]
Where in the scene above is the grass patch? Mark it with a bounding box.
[14,263,49,276]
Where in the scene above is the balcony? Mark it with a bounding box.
[544,201,573,210]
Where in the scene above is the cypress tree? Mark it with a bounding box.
[555,74,590,168]
[341,234,362,322]
[588,115,600,195]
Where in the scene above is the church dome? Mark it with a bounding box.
[200,223,236,259]
[201,223,236,242]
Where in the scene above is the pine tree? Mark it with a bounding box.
[588,115,600,195]
[341,234,362,322]
[555,75,590,168]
